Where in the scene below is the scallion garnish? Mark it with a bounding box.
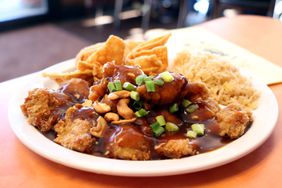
[145,80,155,92]
[107,82,116,92]
[156,115,166,126]
[186,130,197,139]
[182,99,192,107]
[130,91,140,101]
[123,82,136,91]
[135,75,147,86]
[191,123,205,136]
[169,103,179,113]
[165,122,179,132]
[186,104,199,113]
[154,79,164,86]
[150,122,165,137]
[159,71,174,82]
[144,76,152,82]
[114,80,122,91]
[135,108,149,117]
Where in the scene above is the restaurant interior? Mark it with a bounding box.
[0,0,281,82]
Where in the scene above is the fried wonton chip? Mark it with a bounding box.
[43,70,93,84]
[45,34,170,84]
[124,40,142,57]
[84,35,126,78]
[75,43,103,72]
[76,43,103,63]
[125,34,170,75]
[74,35,126,79]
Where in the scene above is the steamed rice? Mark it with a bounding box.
[170,50,260,110]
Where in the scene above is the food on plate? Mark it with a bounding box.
[170,50,260,110]
[21,35,257,160]
[44,34,170,83]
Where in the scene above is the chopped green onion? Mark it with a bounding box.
[145,80,155,92]
[186,104,199,113]
[186,130,197,139]
[159,71,174,82]
[135,75,147,86]
[114,80,122,91]
[123,82,136,91]
[169,103,179,113]
[182,99,192,107]
[135,108,149,117]
[130,91,140,101]
[191,123,205,136]
[132,100,143,110]
[165,122,179,132]
[154,79,164,86]
[156,115,166,126]
[150,122,165,137]
[144,77,152,82]
[107,82,116,92]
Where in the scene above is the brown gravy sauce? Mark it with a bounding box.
[43,78,233,160]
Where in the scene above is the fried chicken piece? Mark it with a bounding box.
[106,125,151,160]
[216,104,252,139]
[183,99,220,122]
[185,82,209,101]
[54,105,98,152]
[137,72,187,104]
[89,78,108,101]
[59,78,89,102]
[155,139,196,159]
[103,61,143,83]
[89,62,143,101]
[21,88,71,132]
[159,110,182,124]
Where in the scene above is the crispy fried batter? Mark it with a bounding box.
[155,139,196,158]
[54,106,97,152]
[106,125,151,160]
[75,43,103,64]
[43,70,93,84]
[88,35,126,78]
[185,82,209,101]
[124,40,142,57]
[216,104,253,139]
[44,35,170,84]
[125,34,170,75]
[21,88,71,132]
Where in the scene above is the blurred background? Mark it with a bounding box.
[0,0,281,82]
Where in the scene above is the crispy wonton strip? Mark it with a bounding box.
[125,34,170,74]
[85,35,126,78]
[130,34,171,53]
[43,70,93,84]
[75,43,103,64]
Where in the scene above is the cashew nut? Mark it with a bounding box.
[90,116,108,138]
[112,118,136,124]
[82,99,93,107]
[117,98,135,119]
[104,112,119,122]
[93,102,111,114]
[108,90,130,100]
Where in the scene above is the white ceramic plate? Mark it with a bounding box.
[8,60,279,177]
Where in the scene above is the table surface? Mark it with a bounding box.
[0,15,281,188]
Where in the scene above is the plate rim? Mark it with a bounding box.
[8,59,279,177]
